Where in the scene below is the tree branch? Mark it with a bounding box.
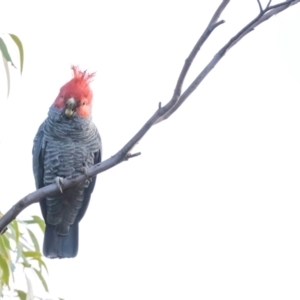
[158,0,229,123]
[155,0,300,123]
[0,0,299,233]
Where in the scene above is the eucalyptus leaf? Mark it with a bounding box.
[0,37,15,66]
[33,268,49,292]
[0,255,10,286]
[15,289,27,300]
[27,228,40,253]
[9,34,24,73]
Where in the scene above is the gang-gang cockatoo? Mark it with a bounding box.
[32,66,102,258]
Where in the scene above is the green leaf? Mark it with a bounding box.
[0,255,10,286]
[33,268,49,292]
[11,219,20,243]
[35,257,48,274]
[2,54,10,97]
[25,274,34,300]
[23,250,41,259]
[15,289,27,300]
[0,236,9,260]
[1,234,12,251]
[27,228,40,253]
[32,216,45,233]
[0,37,15,67]
[9,34,24,73]
[21,262,32,268]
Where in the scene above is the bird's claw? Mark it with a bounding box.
[81,166,92,186]
[81,166,89,179]
[54,176,64,193]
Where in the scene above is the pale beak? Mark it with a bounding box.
[64,98,77,118]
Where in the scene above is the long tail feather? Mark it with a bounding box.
[43,223,79,258]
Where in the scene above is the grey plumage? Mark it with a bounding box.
[33,105,102,258]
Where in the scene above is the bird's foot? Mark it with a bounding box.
[81,166,92,185]
[81,166,90,179]
[54,176,64,193]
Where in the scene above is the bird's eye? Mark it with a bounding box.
[82,101,86,106]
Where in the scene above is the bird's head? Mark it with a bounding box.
[54,66,95,118]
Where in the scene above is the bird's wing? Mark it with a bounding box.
[76,129,102,222]
[32,121,47,220]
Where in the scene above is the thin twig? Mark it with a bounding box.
[266,0,272,9]
[230,0,298,49]
[125,152,141,160]
[257,0,263,12]
[156,1,229,124]
[156,0,300,123]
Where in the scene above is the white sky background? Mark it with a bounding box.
[0,0,300,299]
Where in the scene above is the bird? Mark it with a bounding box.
[32,66,102,258]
